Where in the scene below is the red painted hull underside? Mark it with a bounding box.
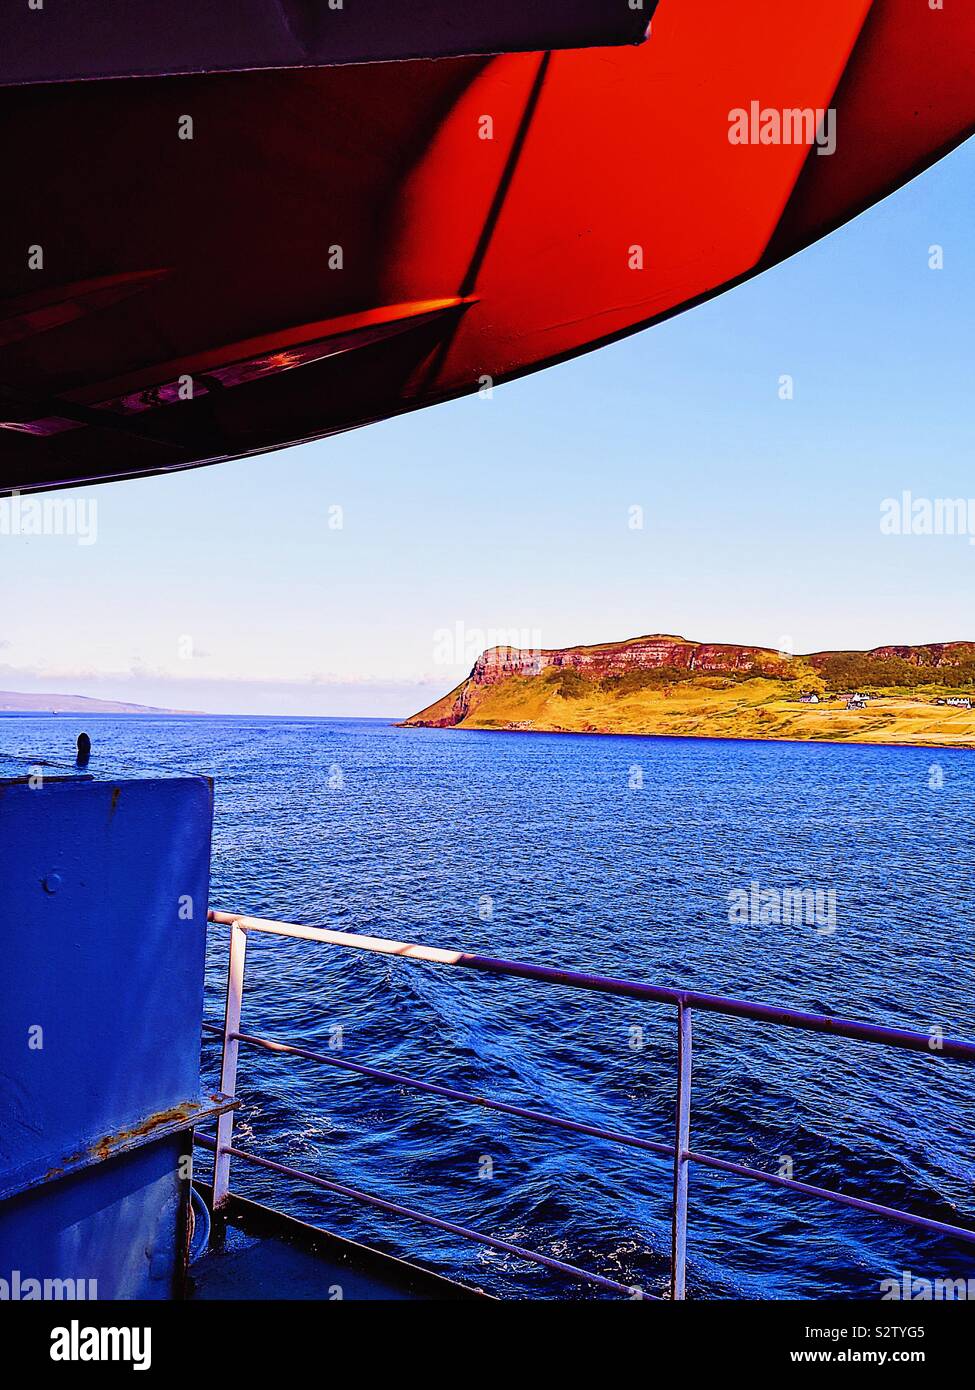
[2,0,973,491]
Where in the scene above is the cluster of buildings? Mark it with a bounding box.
[797,692,868,709]
[797,692,974,712]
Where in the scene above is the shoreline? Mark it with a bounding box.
[399,719,975,752]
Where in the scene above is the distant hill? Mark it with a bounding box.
[403,634,975,748]
[0,690,198,715]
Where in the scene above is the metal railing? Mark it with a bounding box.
[201,908,975,1299]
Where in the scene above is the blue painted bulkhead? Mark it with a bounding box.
[0,767,215,1299]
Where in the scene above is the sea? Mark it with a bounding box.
[5,714,974,1299]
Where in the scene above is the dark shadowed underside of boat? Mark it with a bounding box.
[1,0,973,494]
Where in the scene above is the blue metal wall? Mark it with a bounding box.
[0,774,213,1298]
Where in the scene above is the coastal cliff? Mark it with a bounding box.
[403,634,975,747]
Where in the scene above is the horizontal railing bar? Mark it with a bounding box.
[686,1149,975,1246]
[199,1024,975,1252]
[220,1023,675,1159]
[208,910,975,1062]
[193,1133,658,1298]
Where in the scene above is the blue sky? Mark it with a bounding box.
[3,139,974,716]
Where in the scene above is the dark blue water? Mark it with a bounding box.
[7,715,975,1298]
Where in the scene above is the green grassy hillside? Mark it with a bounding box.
[405,657,975,748]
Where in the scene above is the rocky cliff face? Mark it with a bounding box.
[404,633,975,728]
[406,633,793,727]
[470,633,790,684]
[807,642,975,669]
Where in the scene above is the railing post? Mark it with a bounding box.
[670,1001,692,1299]
[213,920,247,1211]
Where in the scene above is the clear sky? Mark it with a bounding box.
[3,140,974,716]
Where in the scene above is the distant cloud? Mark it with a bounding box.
[0,659,441,689]
[0,660,441,717]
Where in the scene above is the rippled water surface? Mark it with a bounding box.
[8,715,975,1298]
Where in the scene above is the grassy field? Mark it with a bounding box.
[407,674,975,748]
